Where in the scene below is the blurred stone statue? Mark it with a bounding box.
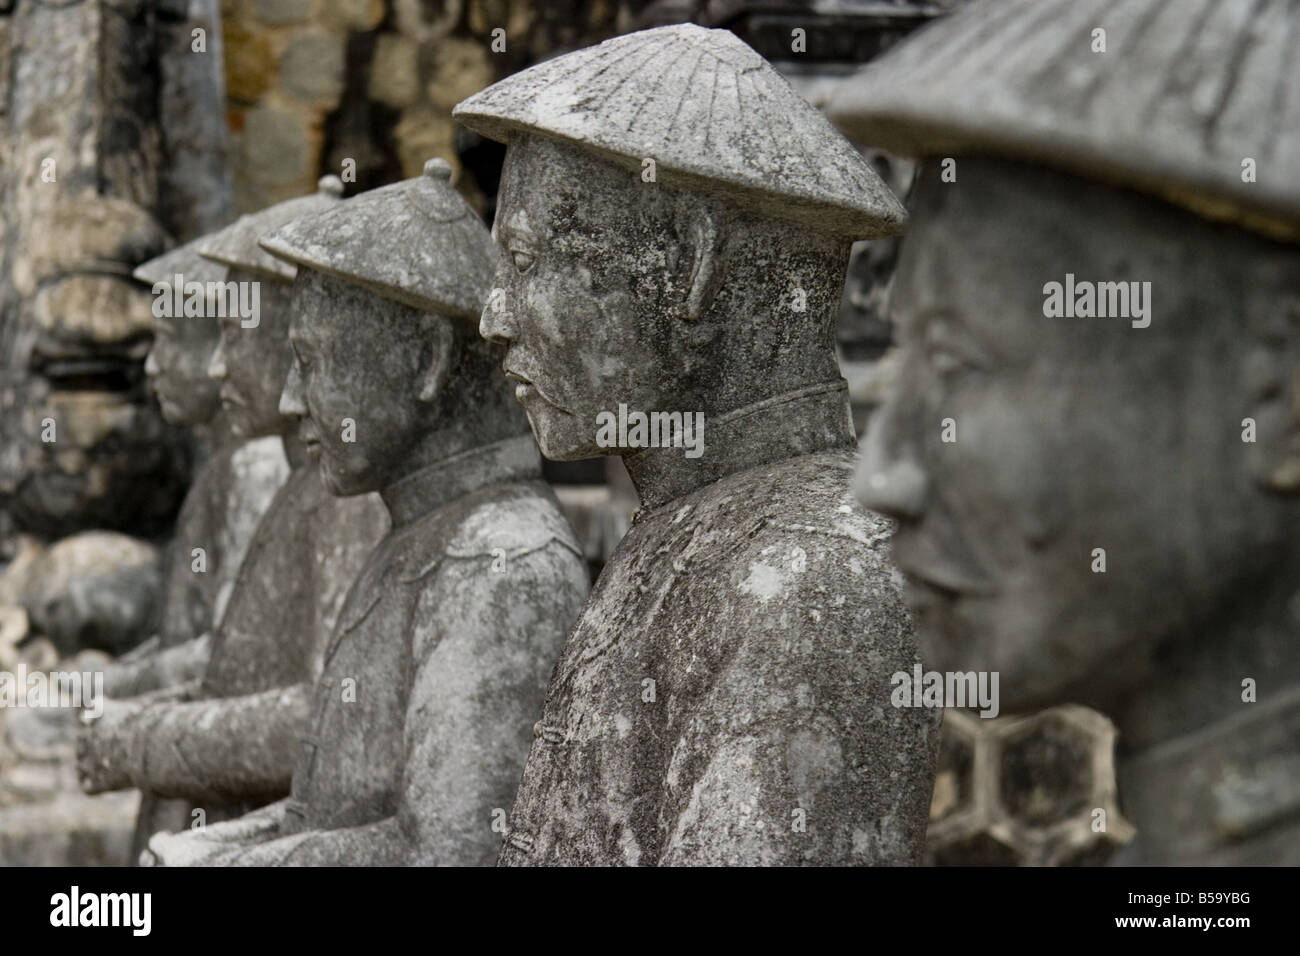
[0,0,231,543]
[76,180,388,858]
[115,239,289,689]
[146,159,589,865]
[832,0,1300,865]
[455,23,940,866]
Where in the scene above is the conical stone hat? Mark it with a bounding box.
[258,160,495,322]
[827,0,1300,243]
[453,23,906,240]
[133,235,228,289]
[197,176,346,280]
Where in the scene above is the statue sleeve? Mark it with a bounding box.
[101,632,212,698]
[128,683,310,803]
[214,540,584,866]
[656,538,938,866]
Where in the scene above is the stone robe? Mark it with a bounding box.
[162,436,589,865]
[90,457,386,857]
[152,433,289,656]
[499,388,941,866]
[122,432,288,855]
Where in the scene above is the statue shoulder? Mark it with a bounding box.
[445,480,583,564]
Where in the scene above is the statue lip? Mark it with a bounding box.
[893,541,997,599]
[504,364,570,413]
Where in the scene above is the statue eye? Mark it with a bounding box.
[923,316,986,380]
[510,249,536,274]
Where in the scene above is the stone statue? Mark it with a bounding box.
[830,0,1300,864]
[76,180,389,857]
[145,159,589,866]
[454,24,941,865]
[115,238,288,681]
[0,0,231,541]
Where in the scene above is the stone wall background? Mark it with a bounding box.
[222,0,655,217]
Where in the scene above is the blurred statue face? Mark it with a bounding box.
[480,135,705,461]
[145,309,220,426]
[207,268,293,440]
[855,157,1299,713]
[280,271,438,497]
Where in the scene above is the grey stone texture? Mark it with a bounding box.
[926,707,1133,866]
[838,0,1300,864]
[456,25,939,865]
[0,0,231,539]
[146,168,589,864]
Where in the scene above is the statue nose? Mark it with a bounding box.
[479,303,516,345]
[854,421,928,520]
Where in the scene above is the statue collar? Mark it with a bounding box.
[381,434,541,527]
[624,379,855,515]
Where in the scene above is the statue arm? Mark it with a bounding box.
[81,683,309,802]
[200,542,584,866]
[100,632,212,698]
[658,577,937,866]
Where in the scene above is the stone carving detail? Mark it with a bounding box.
[834,0,1300,865]
[455,24,938,866]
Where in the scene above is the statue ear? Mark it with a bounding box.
[683,204,723,321]
[418,317,457,404]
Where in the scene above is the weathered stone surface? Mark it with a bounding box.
[456,26,936,865]
[77,187,383,858]
[454,23,906,238]
[925,708,1133,866]
[256,0,313,25]
[223,22,276,104]
[843,0,1300,865]
[368,34,421,108]
[21,532,160,657]
[325,0,387,31]
[0,791,139,867]
[239,105,312,189]
[426,37,493,111]
[280,32,347,103]
[147,168,588,865]
[260,159,494,320]
[0,0,231,541]
[199,176,345,281]
[828,0,1300,244]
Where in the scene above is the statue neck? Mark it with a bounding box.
[622,380,855,513]
[379,434,541,527]
[1114,574,1300,861]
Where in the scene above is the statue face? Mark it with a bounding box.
[0,274,189,538]
[855,158,1298,712]
[481,135,702,461]
[145,311,220,426]
[281,271,436,497]
[208,268,293,440]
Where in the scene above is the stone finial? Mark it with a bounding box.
[259,161,495,321]
[827,0,1300,243]
[196,179,347,280]
[423,158,452,181]
[453,23,906,239]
